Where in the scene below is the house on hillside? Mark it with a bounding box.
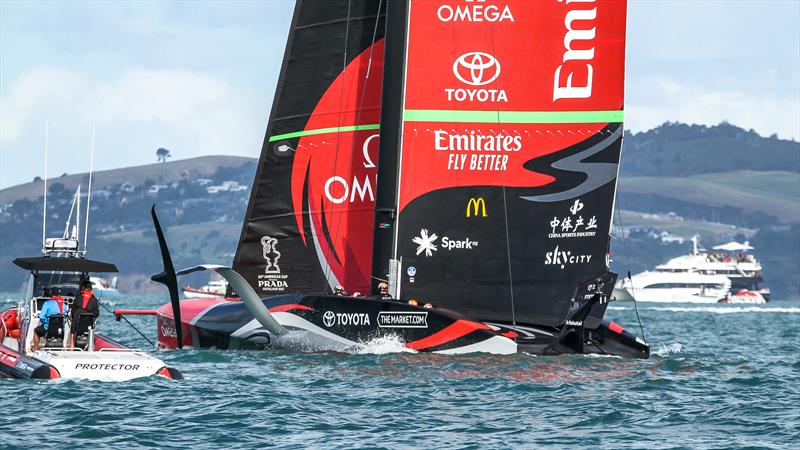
[147,184,169,195]
[207,181,247,194]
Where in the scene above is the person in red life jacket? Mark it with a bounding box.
[32,287,65,351]
[70,280,100,347]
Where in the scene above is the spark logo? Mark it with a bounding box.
[413,229,438,257]
[412,229,479,257]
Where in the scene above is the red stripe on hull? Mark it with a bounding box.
[406,320,491,351]
[268,304,314,313]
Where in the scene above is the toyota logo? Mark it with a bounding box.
[323,311,335,328]
[453,52,501,86]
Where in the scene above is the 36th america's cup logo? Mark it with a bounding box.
[261,235,281,274]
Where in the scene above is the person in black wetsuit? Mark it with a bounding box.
[70,280,100,347]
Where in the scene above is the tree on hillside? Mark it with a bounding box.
[156,148,172,163]
[48,182,65,196]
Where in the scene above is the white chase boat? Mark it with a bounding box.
[0,239,182,381]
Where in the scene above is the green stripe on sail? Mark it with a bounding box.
[266,110,622,142]
[403,109,624,124]
[268,124,381,142]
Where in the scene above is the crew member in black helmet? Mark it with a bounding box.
[377,282,392,300]
[334,285,347,296]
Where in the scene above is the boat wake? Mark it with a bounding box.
[654,342,682,356]
[609,306,800,314]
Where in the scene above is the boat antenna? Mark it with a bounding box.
[84,125,96,254]
[42,122,49,252]
[76,184,81,240]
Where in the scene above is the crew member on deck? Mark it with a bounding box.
[377,282,392,300]
[70,280,100,347]
[334,285,347,296]
[32,288,65,352]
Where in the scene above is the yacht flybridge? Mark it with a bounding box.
[614,236,769,304]
[118,0,649,359]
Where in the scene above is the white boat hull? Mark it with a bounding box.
[32,349,170,382]
[613,287,727,303]
[182,289,226,299]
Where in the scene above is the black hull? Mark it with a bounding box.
[488,320,649,359]
[164,295,649,358]
[0,344,60,380]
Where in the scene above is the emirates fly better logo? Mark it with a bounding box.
[453,51,501,86]
[447,52,507,102]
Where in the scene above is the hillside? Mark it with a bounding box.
[1,122,798,299]
[621,122,800,177]
[618,170,800,224]
[0,155,256,204]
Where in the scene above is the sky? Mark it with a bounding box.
[1,0,798,189]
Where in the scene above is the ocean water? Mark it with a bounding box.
[2,294,798,449]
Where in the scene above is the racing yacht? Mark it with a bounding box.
[118,0,649,358]
[614,236,769,303]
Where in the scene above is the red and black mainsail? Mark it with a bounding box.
[234,0,386,296]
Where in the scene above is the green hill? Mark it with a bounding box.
[618,170,800,224]
[622,122,800,177]
[0,155,256,204]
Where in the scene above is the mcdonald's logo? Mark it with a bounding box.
[466,197,487,218]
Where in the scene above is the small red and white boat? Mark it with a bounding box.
[718,289,767,305]
[182,279,228,299]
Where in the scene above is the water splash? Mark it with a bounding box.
[654,342,682,356]
[354,335,416,355]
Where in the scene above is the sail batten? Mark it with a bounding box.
[268,124,382,142]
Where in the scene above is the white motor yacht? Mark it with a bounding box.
[614,235,769,303]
